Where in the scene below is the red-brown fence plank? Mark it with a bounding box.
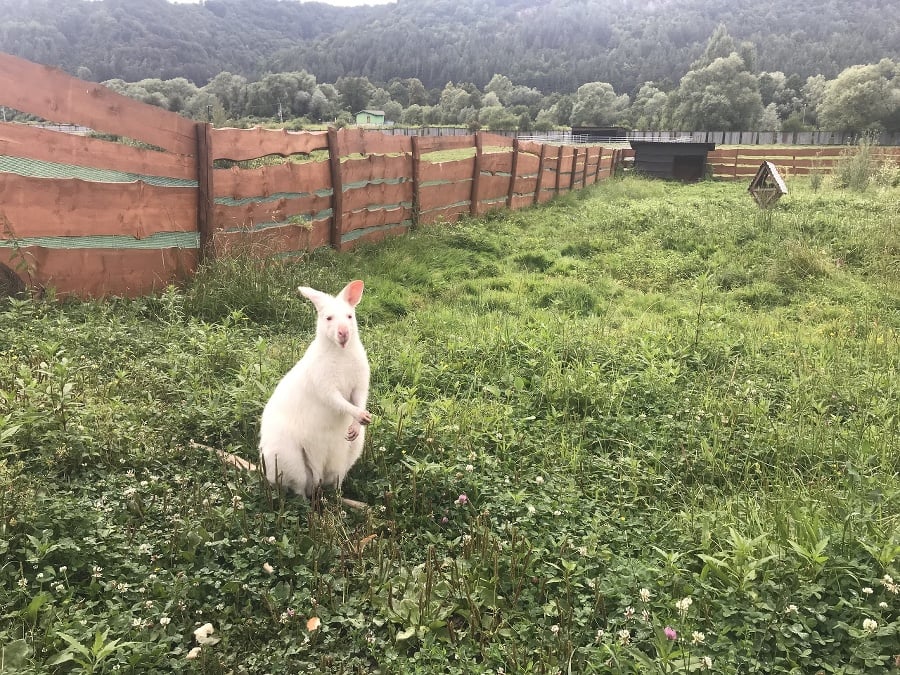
[211,127,329,162]
[210,222,330,257]
[419,181,472,212]
[342,223,410,249]
[0,53,196,156]
[1,246,197,298]
[481,151,514,173]
[0,174,196,238]
[479,132,514,148]
[213,161,331,200]
[213,193,333,231]
[0,122,196,179]
[336,128,413,156]
[343,182,412,213]
[343,205,414,234]
[416,135,475,153]
[420,157,476,183]
[342,154,413,184]
[477,174,513,203]
[419,203,470,225]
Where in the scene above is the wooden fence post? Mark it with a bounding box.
[595,147,604,182]
[326,127,344,251]
[555,146,563,196]
[582,147,591,186]
[571,147,579,190]
[506,137,519,209]
[732,148,739,179]
[411,135,422,227]
[470,132,483,217]
[533,143,548,206]
[195,122,214,260]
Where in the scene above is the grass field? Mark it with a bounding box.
[1,175,898,673]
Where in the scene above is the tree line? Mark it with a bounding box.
[87,26,898,135]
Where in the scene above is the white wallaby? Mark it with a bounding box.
[258,280,372,498]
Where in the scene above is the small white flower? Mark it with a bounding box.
[58,566,67,573]
[595,628,605,643]
[17,578,27,588]
[617,628,630,645]
[527,505,536,515]
[553,510,562,516]
[702,656,713,670]
[641,609,650,623]
[186,646,202,659]
[550,624,559,635]
[862,618,878,634]
[36,573,45,581]
[577,546,588,556]
[91,566,103,579]
[132,618,142,628]
[535,476,545,485]
[675,596,693,615]
[160,617,171,627]
[267,536,276,544]
[784,604,799,615]
[692,631,706,645]
[862,587,873,595]
[263,562,274,575]
[624,606,635,620]
[879,601,888,609]
[639,588,651,603]
[465,464,474,472]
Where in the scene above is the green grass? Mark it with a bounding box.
[1,176,898,673]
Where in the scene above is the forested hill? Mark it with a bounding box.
[1,0,897,94]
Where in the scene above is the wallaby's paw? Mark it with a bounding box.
[358,410,373,425]
[346,422,361,441]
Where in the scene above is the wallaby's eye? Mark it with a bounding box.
[326,316,333,321]
[347,314,353,319]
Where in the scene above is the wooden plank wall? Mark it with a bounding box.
[0,52,625,297]
[0,52,198,297]
[707,146,900,179]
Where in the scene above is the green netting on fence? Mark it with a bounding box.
[0,232,199,249]
[0,155,197,187]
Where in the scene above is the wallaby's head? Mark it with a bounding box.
[298,280,365,349]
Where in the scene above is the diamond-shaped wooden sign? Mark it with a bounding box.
[748,161,788,208]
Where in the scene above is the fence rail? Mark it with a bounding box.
[0,53,625,298]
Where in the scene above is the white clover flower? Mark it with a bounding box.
[879,601,888,609]
[692,631,706,645]
[160,617,171,627]
[639,588,651,603]
[675,596,693,615]
[527,505,536,515]
[862,618,878,634]
[617,628,630,645]
[862,587,873,595]
[535,476,545,485]
[267,536,276,544]
[784,604,799,615]
[550,624,560,635]
[882,575,898,594]
[186,646,202,659]
[577,546,588,556]
[263,562,274,574]
[17,578,27,588]
[595,629,605,643]
[465,464,474,472]
[91,566,103,579]
[58,566,67,573]
[624,606,635,620]
[702,656,713,670]
[641,609,650,623]
[132,618,142,628]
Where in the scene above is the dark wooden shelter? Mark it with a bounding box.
[628,140,716,181]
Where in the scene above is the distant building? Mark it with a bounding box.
[355,109,385,126]
[628,140,716,181]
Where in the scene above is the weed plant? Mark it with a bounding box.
[1,177,898,673]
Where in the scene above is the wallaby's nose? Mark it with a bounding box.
[337,327,349,346]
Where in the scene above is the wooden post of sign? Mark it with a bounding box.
[533,143,548,206]
[470,132,483,217]
[195,122,214,261]
[326,127,344,251]
[506,137,519,209]
[411,135,422,227]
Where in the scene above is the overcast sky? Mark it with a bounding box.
[168,0,397,4]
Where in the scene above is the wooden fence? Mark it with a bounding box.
[706,146,900,179]
[0,53,624,298]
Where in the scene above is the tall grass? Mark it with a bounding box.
[1,177,897,673]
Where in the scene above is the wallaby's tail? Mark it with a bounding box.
[190,440,258,472]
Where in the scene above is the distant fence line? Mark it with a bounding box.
[383,128,900,147]
[0,52,625,298]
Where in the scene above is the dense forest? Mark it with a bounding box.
[0,0,898,133]
[1,0,897,94]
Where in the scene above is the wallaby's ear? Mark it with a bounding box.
[298,286,329,311]
[339,280,365,307]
